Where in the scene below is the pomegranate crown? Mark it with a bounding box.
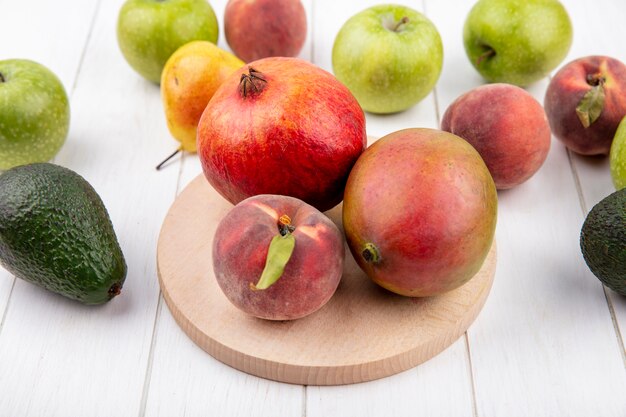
[239,67,267,98]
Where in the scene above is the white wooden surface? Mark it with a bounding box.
[0,0,625,415]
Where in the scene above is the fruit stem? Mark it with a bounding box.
[576,74,606,128]
[250,214,296,291]
[393,17,409,32]
[587,73,606,87]
[108,283,122,298]
[362,243,381,264]
[278,214,296,236]
[239,67,267,98]
[0,72,4,83]
[476,47,496,66]
[155,147,181,170]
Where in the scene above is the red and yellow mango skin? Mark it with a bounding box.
[544,56,626,156]
[342,128,497,297]
[212,194,344,320]
[197,57,366,212]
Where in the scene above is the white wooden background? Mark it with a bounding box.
[1,0,625,415]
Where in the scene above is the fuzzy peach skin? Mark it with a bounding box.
[342,128,497,297]
[544,55,626,155]
[441,83,551,189]
[212,194,344,320]
[224,0,307,62]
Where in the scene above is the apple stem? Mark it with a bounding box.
[239,67,267,98]
[393,17,409,32]
[155,147,181,170]
[476,48,496,67]
[0,72,4,83]
[362,243,381,264]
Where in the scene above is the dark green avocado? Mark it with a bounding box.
[0,163,127,304]
[580,188,626,295]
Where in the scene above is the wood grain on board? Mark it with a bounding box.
[157,174,496,385]
[429,0,626,415]
[0,0,625,415]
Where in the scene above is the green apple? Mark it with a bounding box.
[332,5,443,114]
[117,0,219,83]
[0,59,70,170]
[463,0,573,86]
[611,116,626,190]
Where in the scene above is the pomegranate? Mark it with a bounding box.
[197,57,366,212]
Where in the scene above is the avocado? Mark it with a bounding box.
[580,188,626,295]
[0,163,127,304]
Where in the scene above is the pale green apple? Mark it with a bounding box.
[117,0,219,83]
[332,4,443,114]
[0,59,70,170]
[463,0,573,86]
[610,116,626,190]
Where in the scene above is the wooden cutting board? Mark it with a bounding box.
[156,174,496,386]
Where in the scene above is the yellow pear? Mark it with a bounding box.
[158,41,243,168]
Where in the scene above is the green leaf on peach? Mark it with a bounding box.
[576,84,605,128]
[250,233,296,291]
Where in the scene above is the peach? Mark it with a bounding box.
[342,128,497,297]
[224,0,307,63]
[544,56,626,155]
[441,83,551,189]
[212,194,344,320]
